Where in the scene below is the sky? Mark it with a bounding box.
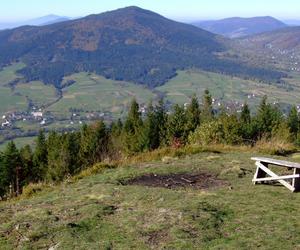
[0,0,300,22]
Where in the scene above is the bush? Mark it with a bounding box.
[73,163,117,180]
[189,120,224,146]
[21,183,50,199]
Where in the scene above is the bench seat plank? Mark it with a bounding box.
[251,157,300,169]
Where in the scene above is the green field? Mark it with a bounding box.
[157,70,300,106]
[0,63,28,113]
[1,150,300,249]
[0,63,25,86]
[0,63,58,114]
[1,64,300,118]
[1,64,300,148]
[0,136,36,151]
[14,81,58,108]
[47,73,157,118]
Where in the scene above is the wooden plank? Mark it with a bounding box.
[292,168,300,192]
[253,174,300,182]
[253,163,268,185]
[251,157,300,169]
[255,162,295,192]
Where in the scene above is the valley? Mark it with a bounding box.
[0,6,299,149]
[1,62,300,148]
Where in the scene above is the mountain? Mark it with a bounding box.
[234,26,300,73]
[0,6,284,88]
[283,20,300,26]
[25,15,70,26]
[0,15,70,30]
[240,26,300,50]
[193,16,287,38]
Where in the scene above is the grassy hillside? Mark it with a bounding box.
[14,81,58,108]
[1,150,300,249]
[0,136,36,151]
[157,70,300,107]
[47,73,157,118]
[0,63,59,114]
[0,63,28,113]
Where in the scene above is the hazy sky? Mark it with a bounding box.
[1,0,299,22]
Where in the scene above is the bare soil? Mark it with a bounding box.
[125,172,227,190]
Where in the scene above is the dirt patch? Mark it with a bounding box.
[143,230,169,248]
[124,172,226,190]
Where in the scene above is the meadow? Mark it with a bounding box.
[0,148,300,249]
[157,70,300,106]
[47,73,157,118]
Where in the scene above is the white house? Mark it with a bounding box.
[32,111,43,118]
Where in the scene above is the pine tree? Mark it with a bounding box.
[168,104,187,145]
[156,99,168,146]
[256,96,283,137]
[185,95,201,134]
[201,89,214,121]
[240,102,251,124]
[141,101,160,151]
[20,145,33,185]
[287,106,299,137]
[123,99,143,153]
[79,121,110,167]
[46,131,62,181]
[0,152,7,196]
[33,130,48,181]
[2,141,21,195]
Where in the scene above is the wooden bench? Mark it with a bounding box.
[251,157,300,192]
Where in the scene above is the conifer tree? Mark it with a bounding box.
[123,99,143,153]
[287,106,299,137]
[142,101,160,151]
[33,130,48,181]
[168,104,187,145]
[20,145,33,185]
[240,102,251,124]
[2,141,21,195]
[0,152,7,196]
[256,96,282,137]
[156,99,168,146]
[185,95,201,134]
[201,89,214,121]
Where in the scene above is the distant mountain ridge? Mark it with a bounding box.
[0,15,70,30]
[193,16,287,38]
[0,6,285,88]
[240,26,300,50]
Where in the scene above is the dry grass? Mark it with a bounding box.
[255,137,297,156]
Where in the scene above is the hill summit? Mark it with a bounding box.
[0,7,284,88]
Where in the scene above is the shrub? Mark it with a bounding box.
[189,120,224,146]
[73,163,117,180]
[21,183,50,199]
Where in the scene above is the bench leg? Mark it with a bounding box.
[253,162,268,184]
[292,168,300,192]
[255,162,295,192]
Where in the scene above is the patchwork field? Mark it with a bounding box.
[47,73,157,118]
[157,70,300,106]
[0,63,28,113]
[1,150,300,249]
[14,81,58,108]
[0,63,59,114]
[1,63,300,149]
[0,136,36,151]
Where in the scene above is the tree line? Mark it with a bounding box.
[1,90,300,198]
